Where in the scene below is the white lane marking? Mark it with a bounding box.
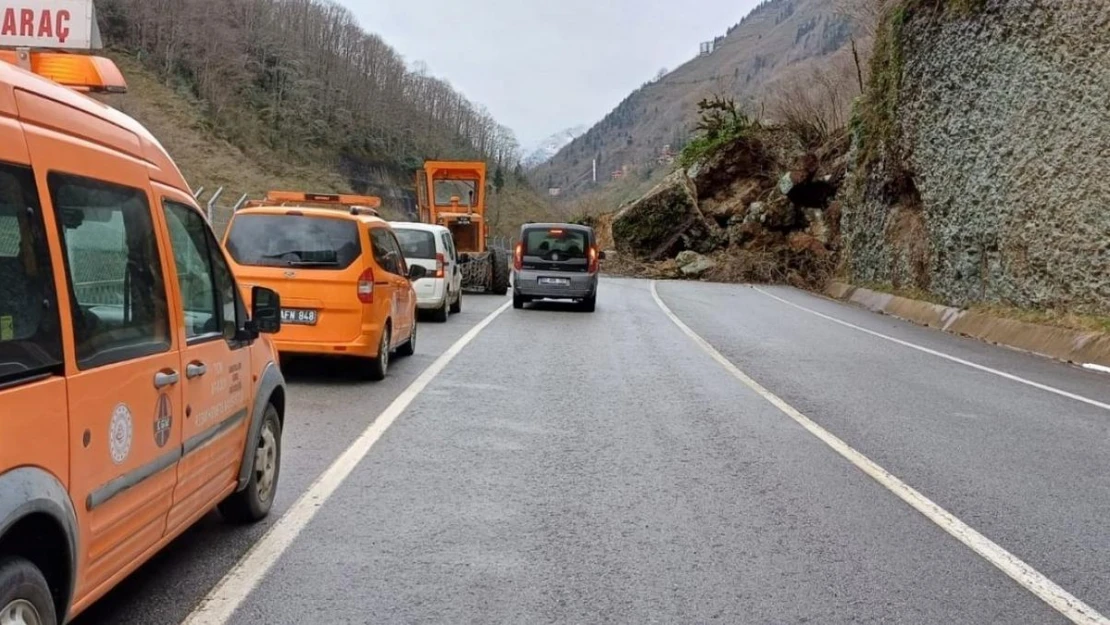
[181,300,513,625]
[750,286,1110,413]
[650,281,1109,625]
[1082,363,1110,375]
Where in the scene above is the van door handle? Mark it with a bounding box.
[154,370,180,389]
[186,362,207,379]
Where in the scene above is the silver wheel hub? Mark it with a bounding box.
[1,600,42,625]
[381,330,390,370]
[253,422,278,503]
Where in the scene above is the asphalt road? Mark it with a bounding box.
[74,278,1110,625]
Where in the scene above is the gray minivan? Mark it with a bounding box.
[512,223,603,312]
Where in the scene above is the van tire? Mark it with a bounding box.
[490,249,510,295]
[0,557,57,625]
[361,325,390,381]
[219,403,282,524]
[432,296,449,323]
[581,295,596,313]
[450,290,462,314]
[513,293,525,310]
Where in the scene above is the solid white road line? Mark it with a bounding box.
[180,300,513,625]
[650,281,1109,625]
[1082,363,1110,375]
[752,286,1110,413]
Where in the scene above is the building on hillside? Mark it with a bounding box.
[548,187,561,197]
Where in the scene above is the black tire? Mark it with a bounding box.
[361,324,390,381]
[431,295,449,323]
[219,403,282,523]
[449,290,462,314]
[0,557,57,625]
[581,295,596,313]
[490,249,510,295]
[513,293,525,309]
[397,317,416,357]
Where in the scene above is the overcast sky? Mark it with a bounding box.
[338,0,760,150]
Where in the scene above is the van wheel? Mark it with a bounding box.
[0,557,58,625]
[513,293,525,310]
[361,325,390,381]
[450,290,462,314]
[432,296,449,323]
[219,404,282,524]
[397,318,416,357]
[581,295,596,313]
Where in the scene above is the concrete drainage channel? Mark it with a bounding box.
[823,282,1110,372]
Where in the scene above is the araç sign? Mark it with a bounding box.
[0,0,101,50]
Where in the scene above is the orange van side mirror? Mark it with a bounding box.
[245,286,282,337]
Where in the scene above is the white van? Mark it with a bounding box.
[391,222,463,321]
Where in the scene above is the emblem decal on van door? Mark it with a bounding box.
[109,403,133,464]
[154,393,173,448]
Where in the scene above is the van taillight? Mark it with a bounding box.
[513,243,523,271]
[357,268,374,303]
[436,253,445,279]
[588,246,599,274]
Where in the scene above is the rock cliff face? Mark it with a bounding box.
[844,1,1110,314]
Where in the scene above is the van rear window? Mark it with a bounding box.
[523,228,589,259]
[393,228,437,259]
[0,164,63,385]
[226,214,361,269]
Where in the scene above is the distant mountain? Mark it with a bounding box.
[522,126,588,169]
[533,0,854,197]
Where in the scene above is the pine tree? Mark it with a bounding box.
[494,165,505,193]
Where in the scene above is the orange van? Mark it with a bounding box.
[223,196,426,381]
[0,53,287,624]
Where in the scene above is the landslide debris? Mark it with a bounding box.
[604,125,848,288]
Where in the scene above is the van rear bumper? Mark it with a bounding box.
[513,270,597,300]
[273,323,385,358]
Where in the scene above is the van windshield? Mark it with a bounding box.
[0,165,63,384]
[393,228,437,260]
[225,214,361,269]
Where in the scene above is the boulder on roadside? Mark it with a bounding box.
[677,252,717,278]
[744,197,797,230]
[687,135,770,204]
[612,171,713,260]
[701,178,763,223]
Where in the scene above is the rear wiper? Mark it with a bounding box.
[286,260,339,268]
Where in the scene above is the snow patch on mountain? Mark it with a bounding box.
[522,126,587,168]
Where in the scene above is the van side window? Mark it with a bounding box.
[387,231,409,276]
[0,163,63,385]
[49,173,171,369]
[370,228,401,275]
[164,200,239,342]
[441,233,455,261]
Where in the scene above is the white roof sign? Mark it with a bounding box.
[0,0,101,50]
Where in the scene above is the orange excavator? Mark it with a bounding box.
[415,160,509,294]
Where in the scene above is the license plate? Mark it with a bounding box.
[281,309,318,325]
[539,277,571,287]
[457,217,472,225]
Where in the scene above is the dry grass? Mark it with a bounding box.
[97,53,351,199]
[766,51,861,148]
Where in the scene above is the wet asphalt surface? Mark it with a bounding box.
[74,278,1110,624]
